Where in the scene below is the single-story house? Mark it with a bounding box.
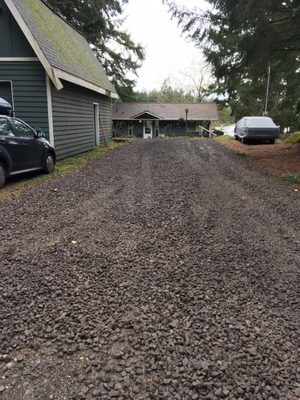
[112,103,218,138]
[0,0,118,159]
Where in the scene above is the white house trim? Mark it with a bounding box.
[93,103,100,146]
[0,57,39,62]
[46,75,54,146]
[3,0,63,91]
[52,68,119,99]
[131,110,162,120]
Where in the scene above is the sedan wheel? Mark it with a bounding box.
[44,154,55,174]
[0,162,6,188]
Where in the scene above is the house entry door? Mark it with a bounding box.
[143,120,153,139]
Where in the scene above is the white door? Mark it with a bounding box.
[143,120,153,139]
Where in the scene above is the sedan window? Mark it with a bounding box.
[12,119,35,138]
[0,117,14,136]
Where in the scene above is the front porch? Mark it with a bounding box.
[113,119,211,138]
[112,103,217,139]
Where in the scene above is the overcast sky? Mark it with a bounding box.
[122,0,208,92]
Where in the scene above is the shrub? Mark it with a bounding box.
[281,174,300,184]
[284,132,300,144]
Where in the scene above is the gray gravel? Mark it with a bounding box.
[0,139,299,400]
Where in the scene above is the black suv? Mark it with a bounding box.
[0,115,56,188]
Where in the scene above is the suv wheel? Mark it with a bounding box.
[0,162,6,188]
[44,153,55,174]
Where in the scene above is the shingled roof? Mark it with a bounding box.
[112,103,218,121]
[4,0,118,98]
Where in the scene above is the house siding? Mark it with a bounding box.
[0,61,49,136]
[114,120,143,138]
[113,120,210,137]
[51,80,112,159]
[0,0,35,57]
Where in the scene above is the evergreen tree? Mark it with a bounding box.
[131,79,198,103]
[164,0,300,128]
[44,0,144,99]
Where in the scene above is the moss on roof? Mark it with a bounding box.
[11,0,117,94]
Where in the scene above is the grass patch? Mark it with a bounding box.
[53,140,123,175]
[189,136,205,141]
[0,140,127,202]
[164,136,186,140]
[214,134,233,141]
[113,136,135,142]
[165,135,207,140]
[283,132,300,144]
[280,174,300,184]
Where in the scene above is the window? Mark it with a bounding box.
[0,118,14,136]
[0,82,13,106]
[12,119,34,138]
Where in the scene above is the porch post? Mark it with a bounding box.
[185,108,189,135]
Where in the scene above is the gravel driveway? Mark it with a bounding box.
[0,139,299,400]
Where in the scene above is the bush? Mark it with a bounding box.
[281,174,300,184]
[284,132,300,144]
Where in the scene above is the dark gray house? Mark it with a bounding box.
[112,103,218,138]
[0,0,118,159]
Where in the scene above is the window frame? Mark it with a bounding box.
[0,117,15,137]
[11,118,36,139]
[0,81,15,111]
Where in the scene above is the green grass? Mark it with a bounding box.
[53,140,120,175]
[280,174,300,184]
[189,136,205,141]
[0,140,128,201]
[164,136,186,140]
[214,134,233,141]
[284,131,300,144]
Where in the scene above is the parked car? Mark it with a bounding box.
[0,115,56,188]
[234,116,280,144]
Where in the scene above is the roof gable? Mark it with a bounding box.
[4,0,118,98]
[131,111,162,120]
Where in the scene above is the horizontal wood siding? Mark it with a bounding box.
[51,81,112,159]
[0,0,36,57]
[0,61,49,136]
[114,120,143,138]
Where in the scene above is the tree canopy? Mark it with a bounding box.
[44,0,144,99]
[131,78,212,103]
[164,0,300,128]
[133,79,195,103]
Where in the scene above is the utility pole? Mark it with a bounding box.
[263,64,271,116]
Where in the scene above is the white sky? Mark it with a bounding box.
[122,0,208,92]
